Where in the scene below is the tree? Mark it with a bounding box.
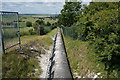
[26,21,32,27]
[58,2,82,27]
[33,22,40,35]
[61,2,120,77]
[40,26,44,35]
[35,20,44,25]
[46,22,51,26]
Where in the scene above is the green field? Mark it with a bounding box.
[19,14,58,27]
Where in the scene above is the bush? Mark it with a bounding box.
[29,29,36,35]
[20,27,34,36]
[33,23,40,35]
[40,26,44,35]
[62,2,120,77]
[35,20,44,25]
[26,21,32,27]
[46,22,51,26]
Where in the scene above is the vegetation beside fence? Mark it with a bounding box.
[2,29,56,78]
[2,13,58,78]
[60,2,120,78]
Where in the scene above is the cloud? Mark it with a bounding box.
[2,0,35,2]
[1,2,64,14]
[9,4,17,7]
[2,0,92,2]
[2,0,65,2]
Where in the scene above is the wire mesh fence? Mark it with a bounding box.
[0,11,20,54]
[61,25,80,40]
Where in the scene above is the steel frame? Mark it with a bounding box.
[0,11,20,54]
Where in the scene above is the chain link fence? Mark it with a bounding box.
[61,25,81,40]
[0,11,20,54]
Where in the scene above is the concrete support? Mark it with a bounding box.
[48,27,73,79]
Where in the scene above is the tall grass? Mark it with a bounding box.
[20,27,34,36]
[3,27,34,48]
[2,29,56,78]
[64,37,106,78]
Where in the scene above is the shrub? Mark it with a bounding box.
[26,21,32,27]
[20,27,34,36]
[46,22,51,26]
[35,20,44,25]
[40,26,44,35]
[29,28,36,35]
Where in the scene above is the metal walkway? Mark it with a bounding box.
[46,27,73,79]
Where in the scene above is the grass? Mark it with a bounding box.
[47,28,57,36]
[20,27,34,36]
[3,27,33,42]
[3,27,34,49]
[3,52,41,78]
[2,29,57,78]
[3,28,19,40]
[19,22,26,27]
[64,37,107,78]
[43,18,58,24]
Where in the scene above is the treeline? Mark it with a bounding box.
[32,20,57,35]
[58,2,120,77]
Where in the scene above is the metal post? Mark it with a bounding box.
[17,13,21,47]
[0,12,5,54]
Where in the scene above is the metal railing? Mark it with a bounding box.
[62,26,78,40]
[0,11,20,54]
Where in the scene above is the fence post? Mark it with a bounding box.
[0,12,5,54]
[17,13,21,47]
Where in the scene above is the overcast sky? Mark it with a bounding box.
[2,2,65,14]
[2,0,92,2]
[1,0,91,14]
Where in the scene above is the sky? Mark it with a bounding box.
[1,2,65,14]
[2,0,92,2]
[1,0,91,14]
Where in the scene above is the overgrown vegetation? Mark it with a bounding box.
[3,14,58,50]
[2,13,58,78]
[3,39,43,78]
[59,2,120,78]
[18,14,58,36]
[64,37,106,78]
[26,21,32,27]
[58,2,82,27]
[2,29,56,78]
[33,19,57,35]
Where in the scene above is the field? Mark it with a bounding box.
[19,14,58,27]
